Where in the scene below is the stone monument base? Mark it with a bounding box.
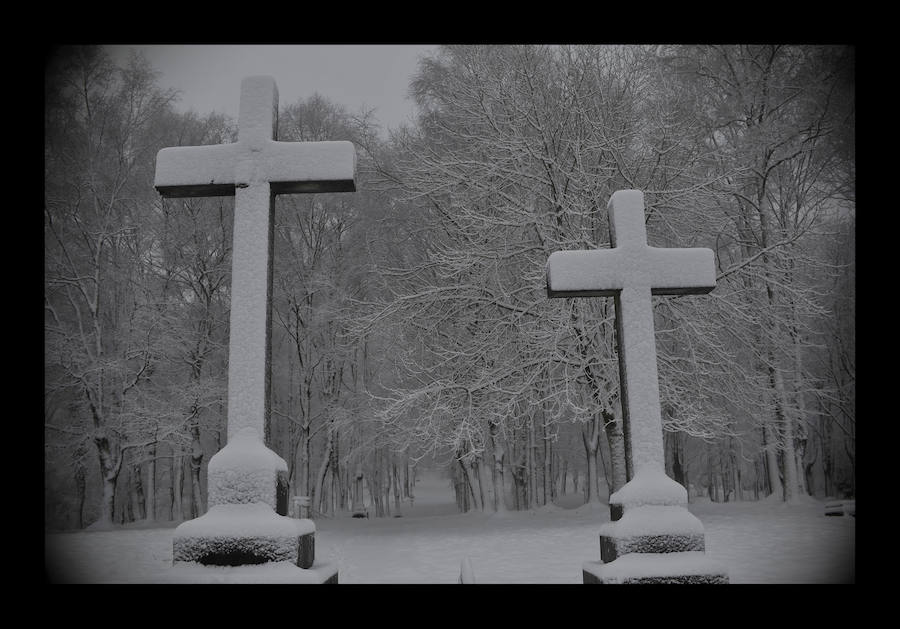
[174,503,316,568]
[582,552,728,584]
[598,503,708,563]
[582,471,729,584]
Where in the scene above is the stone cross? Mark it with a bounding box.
[546,190,715,480]
[155,76,356,443]
[547,190,728,584]
[157,77,353,579]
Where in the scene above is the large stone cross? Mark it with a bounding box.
[547,190,727,584]
[156,76,356,443]
[156,76,353,579]
[546,189,715,481]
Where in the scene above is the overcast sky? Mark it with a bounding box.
[105,45,438,135]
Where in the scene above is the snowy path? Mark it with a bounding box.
[45,473,854,583]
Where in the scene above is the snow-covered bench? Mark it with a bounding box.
[825,500,855,517]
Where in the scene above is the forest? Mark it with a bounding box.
[44,45,855,529]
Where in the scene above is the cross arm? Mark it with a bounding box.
[645,247,716,295]
[546,249,624,298]
[155,143,239,198]
[155,140,358,198]
[545,246,716,298]
[260,140,357,194]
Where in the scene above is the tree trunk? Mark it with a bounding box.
[492,446,507,512]
[770,363,798,501]
[753,457,761,500]
[295,422,311,500]
[792,356,810,497]
[762,421,783,499]
[732,447,743,502]
[558,458,567,496]
[581,416,602,504]
[368,451,384,517]
[382,454,392,517]
[527,418,537,507]
[670,432,686,487]
[190,425,204,517]
[460,455,483,511]
[132,462,145,521]
[510,443,527,511]
[93,430,124,526]
[392,460,402,514]
[172,450,183,521]
[477,454,494,512]
[100,473,118,526]
[603,408,627,495]
[314,421,334,517]
[453,460,469,512]
[401,456,409,500]
[74,462,86,529]
[332,432,342,513]
[823,409,834,497]
[542,420,552,506]
[146,444,156,521]
[123,474,134,524]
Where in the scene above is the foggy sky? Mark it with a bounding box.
[105,44,437,135]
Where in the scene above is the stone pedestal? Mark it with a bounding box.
[584,469,728,584]
[172,430,328,578]
[173,503,317,567]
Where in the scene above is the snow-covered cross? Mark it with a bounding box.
[156,76,351,578]
[546,190,715,480]
[155,76,356,443]
[548,192,728,584]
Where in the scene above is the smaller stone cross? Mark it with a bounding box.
[546,190,727,584]
[546,189,715,480]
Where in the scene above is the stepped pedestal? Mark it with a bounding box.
[172,430,334,582]
[583,470,728,584]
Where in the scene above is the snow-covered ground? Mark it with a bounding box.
[45,472,854,584]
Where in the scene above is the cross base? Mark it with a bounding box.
[597,502,708,563]
[174,503,317,568]
[206,429,291,514]
[583,473,728,583]
[174,531,316,569]
[600,532,706,563]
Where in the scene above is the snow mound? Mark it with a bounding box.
[598,504,703,538]
[609,468,687,508]
[174,503,314,540]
